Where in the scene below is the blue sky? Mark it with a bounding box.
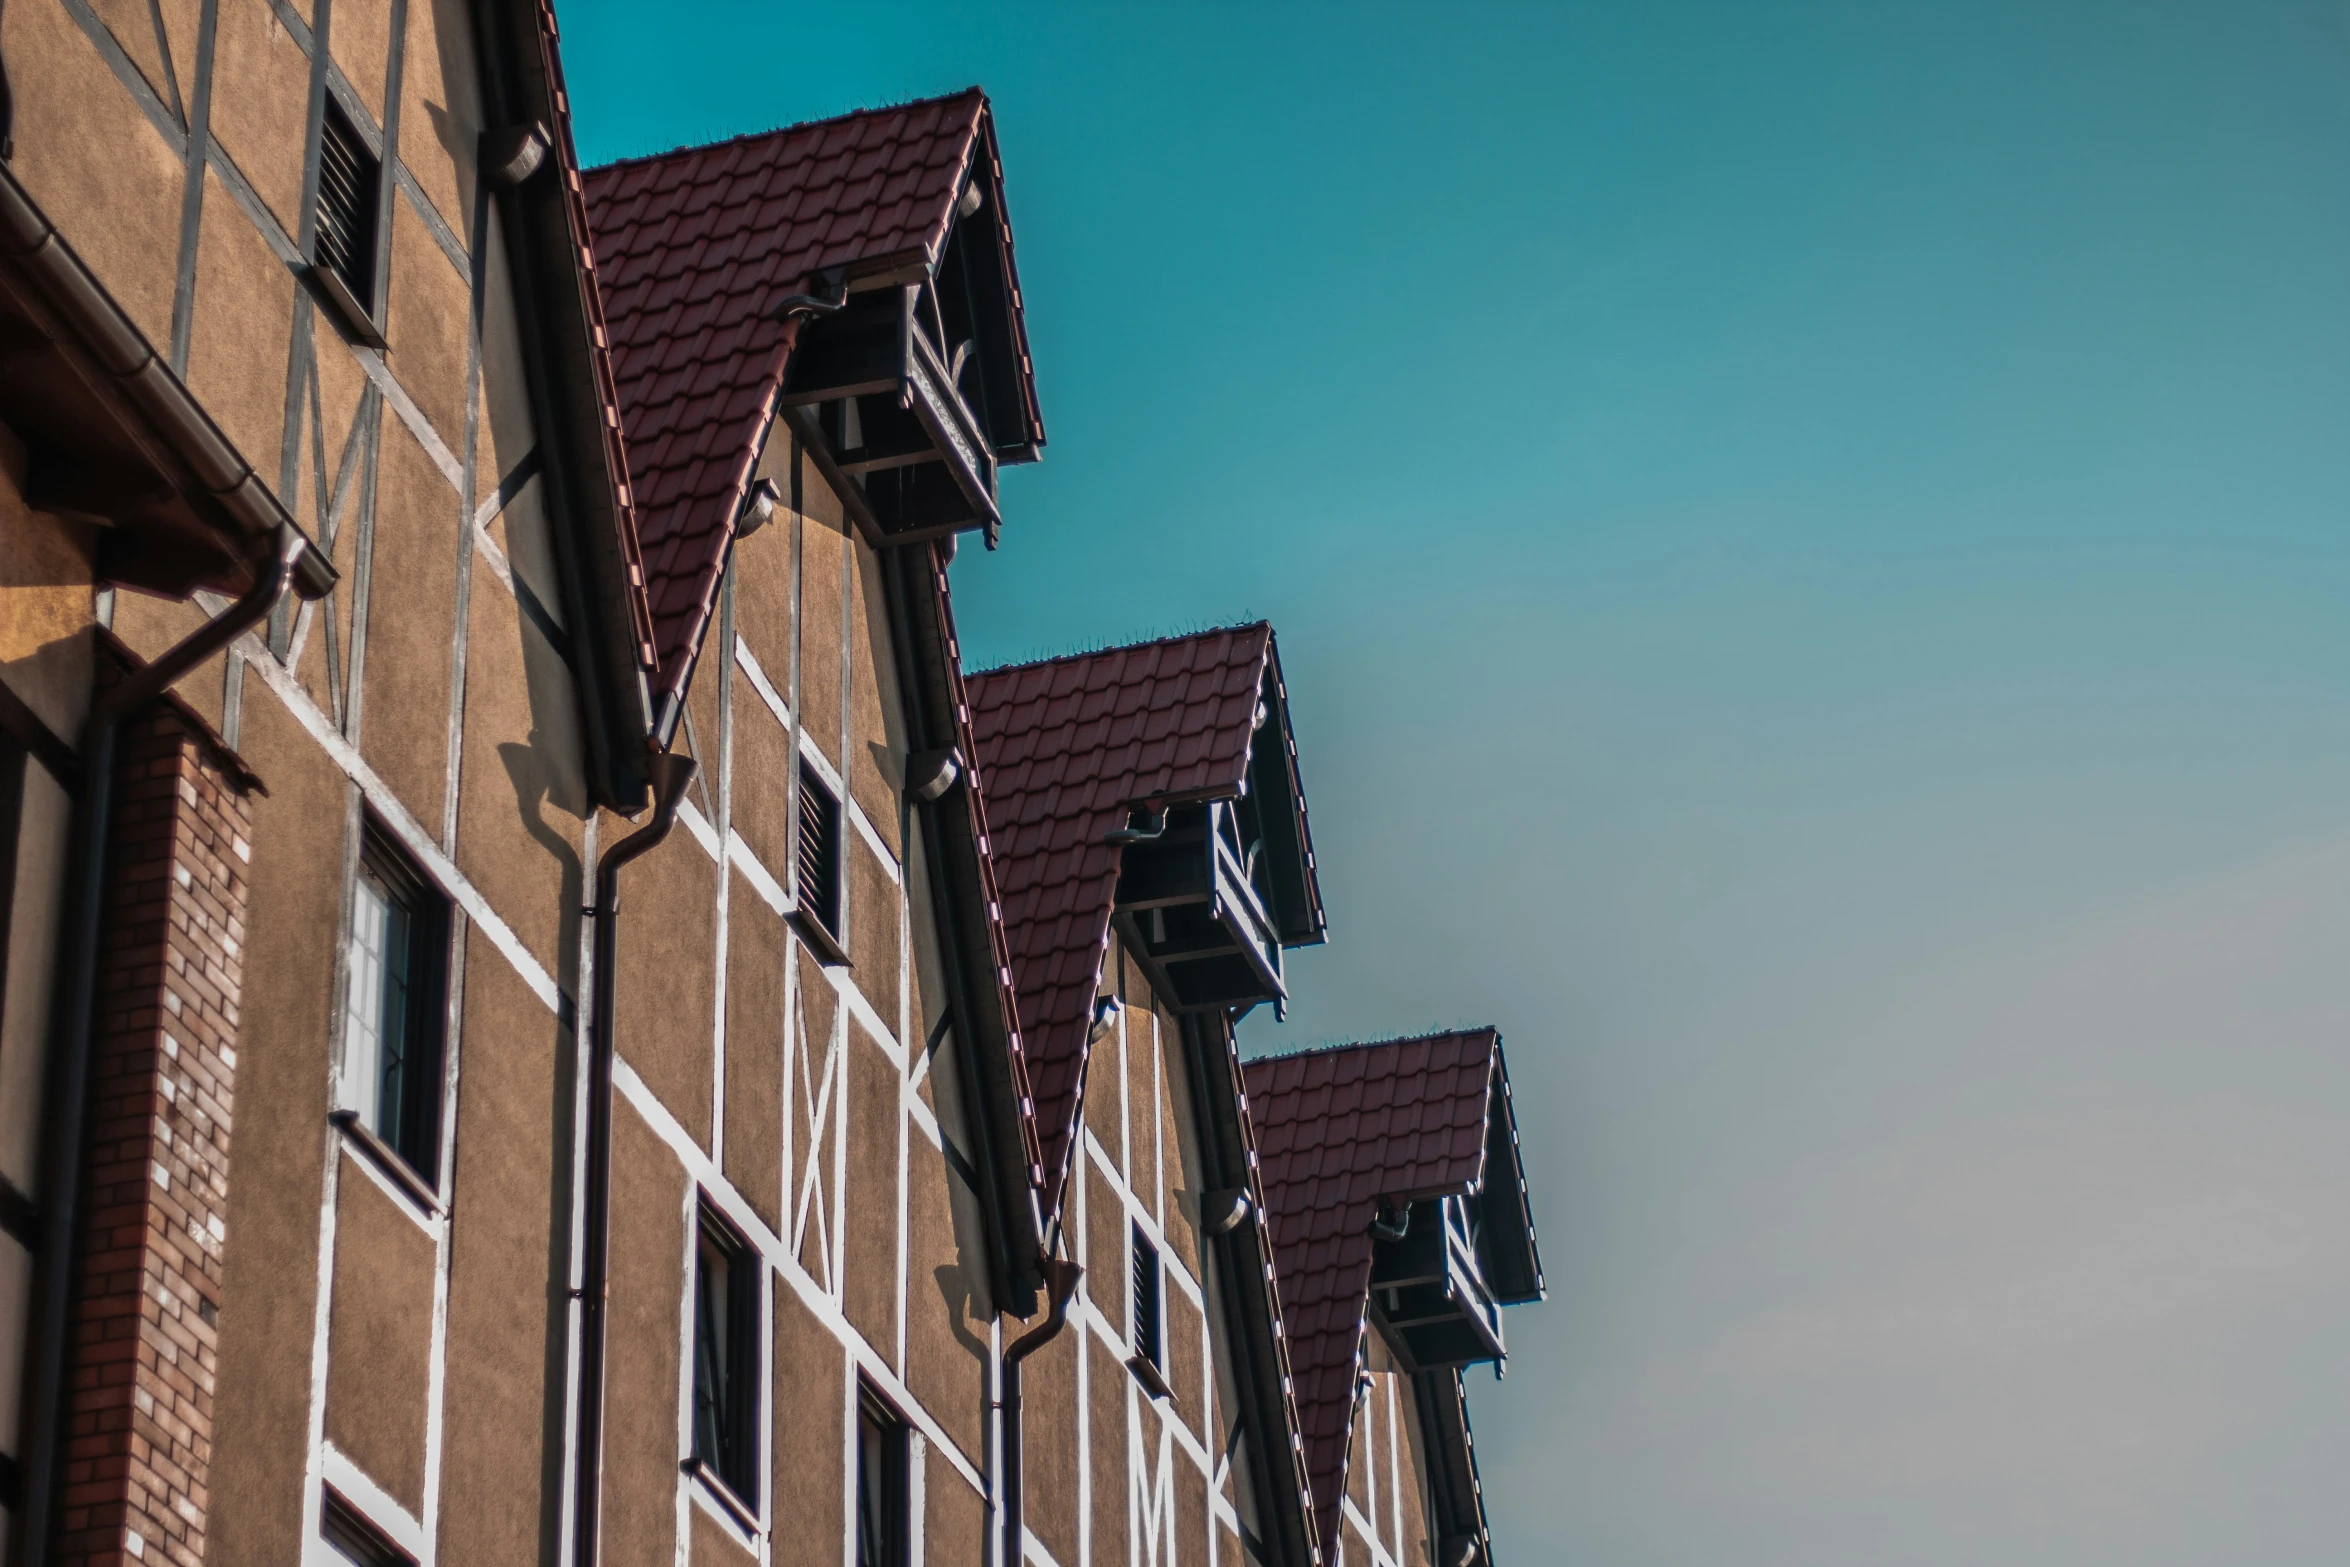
[564,4,2350,1561]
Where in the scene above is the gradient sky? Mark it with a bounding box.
[562,4,2350,1562]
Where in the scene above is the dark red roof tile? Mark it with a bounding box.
[1242,1029,1502,1561]
[966,625,1276,1220]
[582,89,994,714]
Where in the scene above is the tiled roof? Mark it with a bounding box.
[965,625,1276,1220]
[581,89,993,712]
[1242,1029,1503,1560]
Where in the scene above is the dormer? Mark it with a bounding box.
[1365,1061,1544,1370]
[584,88,1045,746]
[780,104,1042,546]
[1110,662,1322,1014]
[966,622,1326,1221]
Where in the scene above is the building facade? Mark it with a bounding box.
[0,7,1542,1567]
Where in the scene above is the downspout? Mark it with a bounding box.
[571,749,696,1567]
[999,1255,1082,1567]
[16,526,320,1566]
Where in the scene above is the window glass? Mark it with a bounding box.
[693,1209,761,1500]
[339,829,443,1178]
[856,1389,907,1567]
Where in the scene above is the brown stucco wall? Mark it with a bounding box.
[385,203,472,455]
[356,422,461,827]
[615,829,718,1146]
[1177,1442,1211,1567]
[731,465,796,714]
[209,691,345,1565]
[324,1155,438,1513]
[398,0,482,251]
[1394,1371,1436,1567]
[724,875,786,1236]
[925,1458,987,1567]
[1166,1286,1205,1446]
[435,925,573,1566]
[185,166,297,493]
[729,681,795,897]
[206,0,312,237]
[840,1025,899,1362]
[3,0,185,347]
[903,1126,988,1468]
[1084,1154,1124,1341]
[454,550,586,980]
[690,1499,757,1565]
[1087,1334,1130,1567]
[848,838,900,1033]
[331,0,394,122]
[798,515,844,764]
[604,1098,687,1563]
[0,479,94,740]
[1122,1006,1153,1201]
[792,949,838,1282]
[771,1283,846,1567]
[844,545,900,859]
[1020,1321,1079,1567]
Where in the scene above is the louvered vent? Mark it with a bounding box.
[1131,1223,1162,1369]
[315,101,380,310]
[798,765,841,936]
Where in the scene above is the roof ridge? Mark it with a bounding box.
[583,85,986,175]
[969,619,1272,680]
[1247,1026,1498,1068]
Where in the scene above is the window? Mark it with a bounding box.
[321,1487,413,1566]
[692,1205,761,1503]
[1131,1222,1163,1371]
[796,762,842,937]
[312,98,383,337]
[855,1385,909,1567]
[337,825,446,1183]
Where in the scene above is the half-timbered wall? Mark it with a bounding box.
[0,0,594,1558]
[589,437,1006,1566]
[0,8,1495,1564]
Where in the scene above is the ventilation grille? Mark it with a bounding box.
[1132,1224,1162,1367]
[316,102,380,308]
[798,766,841,936]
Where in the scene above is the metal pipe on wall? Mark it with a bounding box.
[570,749,696,1567]
[999,1256,1083,1567]
[14,526,319,1566]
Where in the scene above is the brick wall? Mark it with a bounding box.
[58,699,257,1567]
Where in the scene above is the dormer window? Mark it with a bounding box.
[780,123,1042,547]
[1111,673,1323,1016]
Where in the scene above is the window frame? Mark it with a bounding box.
[320,1486,415,1566]
[855,1382,911,1567]
[1131,1220,1164,1369]
[309,95,387,346]
[689,1201,763,1510]
[793,759,847,961]
[1126,1220,1174,1401]
[333,821,449,1200]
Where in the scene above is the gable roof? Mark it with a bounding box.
[1240,1029,1517,1562]
[582,88,1038,729]
[965,624,1280,1221]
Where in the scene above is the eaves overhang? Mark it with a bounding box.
[471,0,659,813]
[0,164,337,604]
